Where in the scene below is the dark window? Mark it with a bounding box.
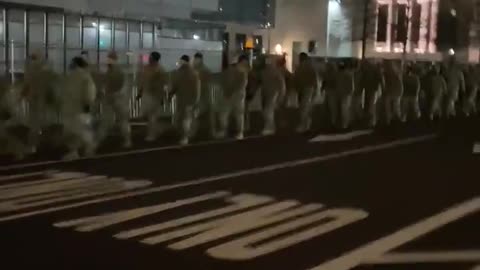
[235,33,247,51]
[253,35,263,51]
[396,4,408,42]
[411,2,422,44]
[377,5,388,42]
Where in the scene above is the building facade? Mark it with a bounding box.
[268,0,478,69]
[0,0,227,76]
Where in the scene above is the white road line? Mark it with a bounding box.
[0,134,436,223]
[0,135,265,171]
[308,196,480,270]
[473,143,480,154]
[0,170,58,182]
[0,172,89,190]
[310,130,374,143]
[365,250,480,264]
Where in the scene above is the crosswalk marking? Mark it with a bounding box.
[309,197,480,270]
[54,192,230,232]
[55,192,367,261]
[365,250,480,264]
[0,170,59,183]
[0,172,88,190]
[0,171,152,222]
[115,194,274,240]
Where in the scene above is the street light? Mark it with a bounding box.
[275,44,283,55]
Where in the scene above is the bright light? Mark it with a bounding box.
[193,34,200,40]
[275,44,283,55]
[448,48,455,55]
[92,22,98,27]
[450,9,456,17]
[267,22,271,28]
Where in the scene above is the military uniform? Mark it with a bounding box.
[462,65,478,116]
[323,64,338,127]
[0,76,29,160]
[61,68,97,159]
[352,67,364,122]
[138,64,168,141]
[97,63,131,147]
[334,67,355,129]
[402,72,421,121]
[171,64,201,145]
[217,64,248,139]
[193,63,214,137]
[430,72,447,120]
[294,60,318,132]
[383,62,403,124]
[260,64,286,135]
[445,64,465,118]
[23,59,59,150]
[362,61,384,127]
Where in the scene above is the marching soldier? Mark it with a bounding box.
[323,62,338,128]
[445,58,465,118]
[352,61,364,123]
[97,51,131,148]
[362,60,384,127]
[258,56,286,135]
[429,64,447,120]
[462,64,478,117]
[294,52,318,133]
[137,52,169,142]
[171,55,201,145]
[402,65,421,121]
[23,52,59,153]
[61,57,97,160]
[217,55,250,140]
[383,61,403,125]
[335,62,354,129]
[193,52,215,137]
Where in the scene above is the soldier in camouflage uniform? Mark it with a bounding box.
[137,52,169,142]
[193,52,214,137]
[429,64,447,120]
[402,65,421,121]
[334,62,355,129]
[444,58,465,118]
[258,56,286,135]
[171,55,201,145]
[294,52,318,133]
[217,55,249,140]
[23,52,59,152]
[462,64,478,117]
[97,51,131,148]
[383,61,403,125]
[61,57,97,160]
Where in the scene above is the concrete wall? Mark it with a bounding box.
[157,38,223,72]
[225,23,267,59]
[269,0,330,69]
[3,0,217,20]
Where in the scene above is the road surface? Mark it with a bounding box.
[0,118,478,270]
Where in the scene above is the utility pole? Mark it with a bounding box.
[402,0,412,65]
[361,0,369,59]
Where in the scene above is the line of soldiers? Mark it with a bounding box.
[0,49,476,161]
[318,56,472,129]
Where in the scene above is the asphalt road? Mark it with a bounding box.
[0,117,478,270]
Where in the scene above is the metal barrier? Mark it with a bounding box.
[8,73,310,125]
[8,75,226,125]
